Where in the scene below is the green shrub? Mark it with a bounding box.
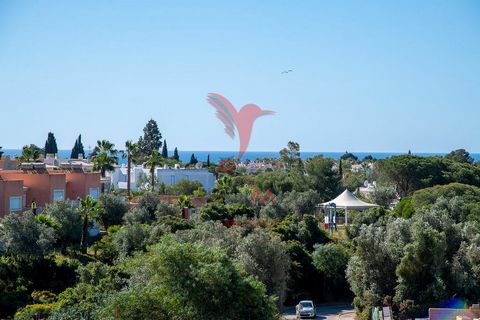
[14,303,54,320]
[199,203,230,221]
[138,192,161,217]
[31,290,56,304]
[394,197,414,219]
[107,225,121,234]
[99,194,128,228]
[156,216,193,233]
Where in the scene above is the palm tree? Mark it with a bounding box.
[91,140,118,193]
[79,196,103,253]
[213,175,233,203]
[91,139,118,157]
[92,152,118,193]
[19,145,41,162]
[19,146,32,162]
[176,195,192,219]
[145,150,163,191]
[123,141,139,198]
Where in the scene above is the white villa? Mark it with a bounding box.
[109,164,216,193]
[236,160,274,173]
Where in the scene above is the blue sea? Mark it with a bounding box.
[3,149,480,165]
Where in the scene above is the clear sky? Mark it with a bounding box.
[0,0,479,153]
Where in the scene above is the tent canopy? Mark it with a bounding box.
[320,189,378,210]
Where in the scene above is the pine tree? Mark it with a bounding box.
[137,119,162,158]
[173,147,179,161]
[206,154,210,167]
[44,132,58,156]
[162,139,168,158]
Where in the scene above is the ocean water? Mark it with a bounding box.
[3,149,480,165]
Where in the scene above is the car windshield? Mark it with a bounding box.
[300,302,313,308]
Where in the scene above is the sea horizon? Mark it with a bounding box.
[3,149,480,164]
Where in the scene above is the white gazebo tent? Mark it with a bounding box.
[320,189,378,226]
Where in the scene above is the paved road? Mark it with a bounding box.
[282,304,354,320]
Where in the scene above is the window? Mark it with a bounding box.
[89,187,100,200]
[170,175,176,185]
[9,196,22,212]
[53,189,65,202]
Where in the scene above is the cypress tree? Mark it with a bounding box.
[44,132,58,156]
[162,139,168,158]
[77,134,85,156]
[339,159,343,178]
[173,147,179,161]
[206,154,210,167]
[189,153,198,165]
[71,140,78,159]
[70,134,85,159]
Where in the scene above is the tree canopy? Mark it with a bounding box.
[445,149,474,164]
[137,119,162,158]
[173,147,179,161]
[70,134,85,159]
[376,155,480,197]
[44,132,58,155]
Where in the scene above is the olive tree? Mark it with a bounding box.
[98,237,278,320]
[0,212,55,259]
[235,229,290,307]
[45,201,82,250]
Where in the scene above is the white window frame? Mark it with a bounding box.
[9,196,22,212]
[53,189,65,202]
[89,187,100,200]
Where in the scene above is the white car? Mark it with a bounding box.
[296,300,316,319]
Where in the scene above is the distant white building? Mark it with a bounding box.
[237,160,274,173]
[350,163,373,173]
[358,180,377,197]
[109,164,216,193]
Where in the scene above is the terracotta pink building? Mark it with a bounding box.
[0,157,20,170]
[0,177,24,216]
[0,163,101,217]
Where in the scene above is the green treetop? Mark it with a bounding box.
[70,134,85,159]
[19,145,42,162]
[279,141,301,171]
[445,148,474,164]
[173,147,179,161]
[340,151,358,162]
[138,119,162,158]
[146,150,163,191]
[44,132,58,155]
[189,153,198,165]
[162,139,168,158]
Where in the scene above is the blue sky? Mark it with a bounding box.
[0,1,479,152]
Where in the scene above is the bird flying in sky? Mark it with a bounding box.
[281,69,293,74]
[207,93,275,159]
